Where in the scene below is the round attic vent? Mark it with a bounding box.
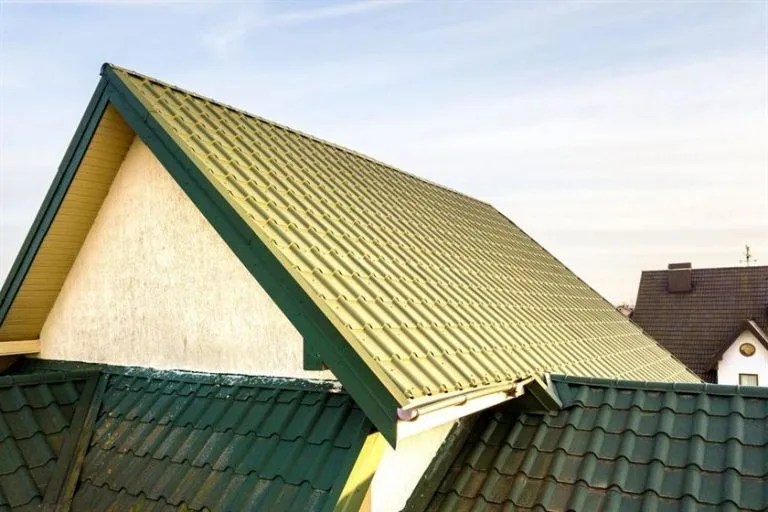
[740,343,756,357]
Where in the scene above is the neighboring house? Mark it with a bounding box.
[0,64,697,511]
[633,263,768,384]
[407,375,768,512]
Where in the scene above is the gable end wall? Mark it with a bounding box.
[717,330,768,386]
[39,136,334,380]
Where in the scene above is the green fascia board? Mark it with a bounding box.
[101,67,402,446]
[0,79,110,327]
[304,339,327,371]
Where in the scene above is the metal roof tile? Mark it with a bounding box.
[422,376,768,512]
[69,369,371,511]
[105,66,698,429]
[0,372,90,509]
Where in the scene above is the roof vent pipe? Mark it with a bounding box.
[668,262,692,293]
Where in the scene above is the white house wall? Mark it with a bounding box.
[40,136,334,380]
[716,330,768,386]
[370,420,455,512]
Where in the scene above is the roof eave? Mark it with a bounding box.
[0,76,110,331]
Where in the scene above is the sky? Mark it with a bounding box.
[0,0,766,305]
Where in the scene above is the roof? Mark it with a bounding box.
[633,265,768,380]
[0,363,377,511]
[0,63,697,445]
[416,375,768,512]
[0,370,94,510]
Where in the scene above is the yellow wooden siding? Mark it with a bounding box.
[335,432,386,512]
[0,104,134,341]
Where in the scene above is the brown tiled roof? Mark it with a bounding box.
[632,265,768,381]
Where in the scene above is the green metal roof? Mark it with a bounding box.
[0,371,92,510]
[0,63,697,444]
[419,375,768,512]
[0,363,374,511]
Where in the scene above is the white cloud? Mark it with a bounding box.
[203,0,411,57]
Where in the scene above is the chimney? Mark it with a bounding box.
[668,262,692,293]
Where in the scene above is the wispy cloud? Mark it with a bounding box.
[203,0,411,56]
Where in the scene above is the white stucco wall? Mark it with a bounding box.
[716,330,768,386]
[370,421,455,512]
[40,136,334,379]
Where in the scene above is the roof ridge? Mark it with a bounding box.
[12,358,344,393]
[102,62,492,208]
[104,365,345,392]
[642,264,768,273]
[549,374,768,398]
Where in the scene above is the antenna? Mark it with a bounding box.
[740,244,757,266]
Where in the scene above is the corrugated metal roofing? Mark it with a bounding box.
[0,371,91,510]
[633,265,768,381]
[107,65,697,407]
[72,368,372,511]
[423,375,768,512]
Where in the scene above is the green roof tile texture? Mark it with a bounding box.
[71,369,371,512]
[425,375,768,512]
[0,372,90,511]
[108,65,697,406]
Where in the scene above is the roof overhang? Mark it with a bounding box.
[395,375,561,440]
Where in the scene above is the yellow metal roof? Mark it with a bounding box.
[108,66,698,404]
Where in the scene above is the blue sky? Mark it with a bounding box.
[1,0,766,303]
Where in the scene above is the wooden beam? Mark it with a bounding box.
[334,432,387,512]
[0,339,41,355]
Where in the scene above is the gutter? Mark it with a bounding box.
[395,378,534,439]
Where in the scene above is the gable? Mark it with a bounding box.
[0,64,698,446]
[716,325,768,386]
[39,136,330,379]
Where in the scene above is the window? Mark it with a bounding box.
[739,374,759,386]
